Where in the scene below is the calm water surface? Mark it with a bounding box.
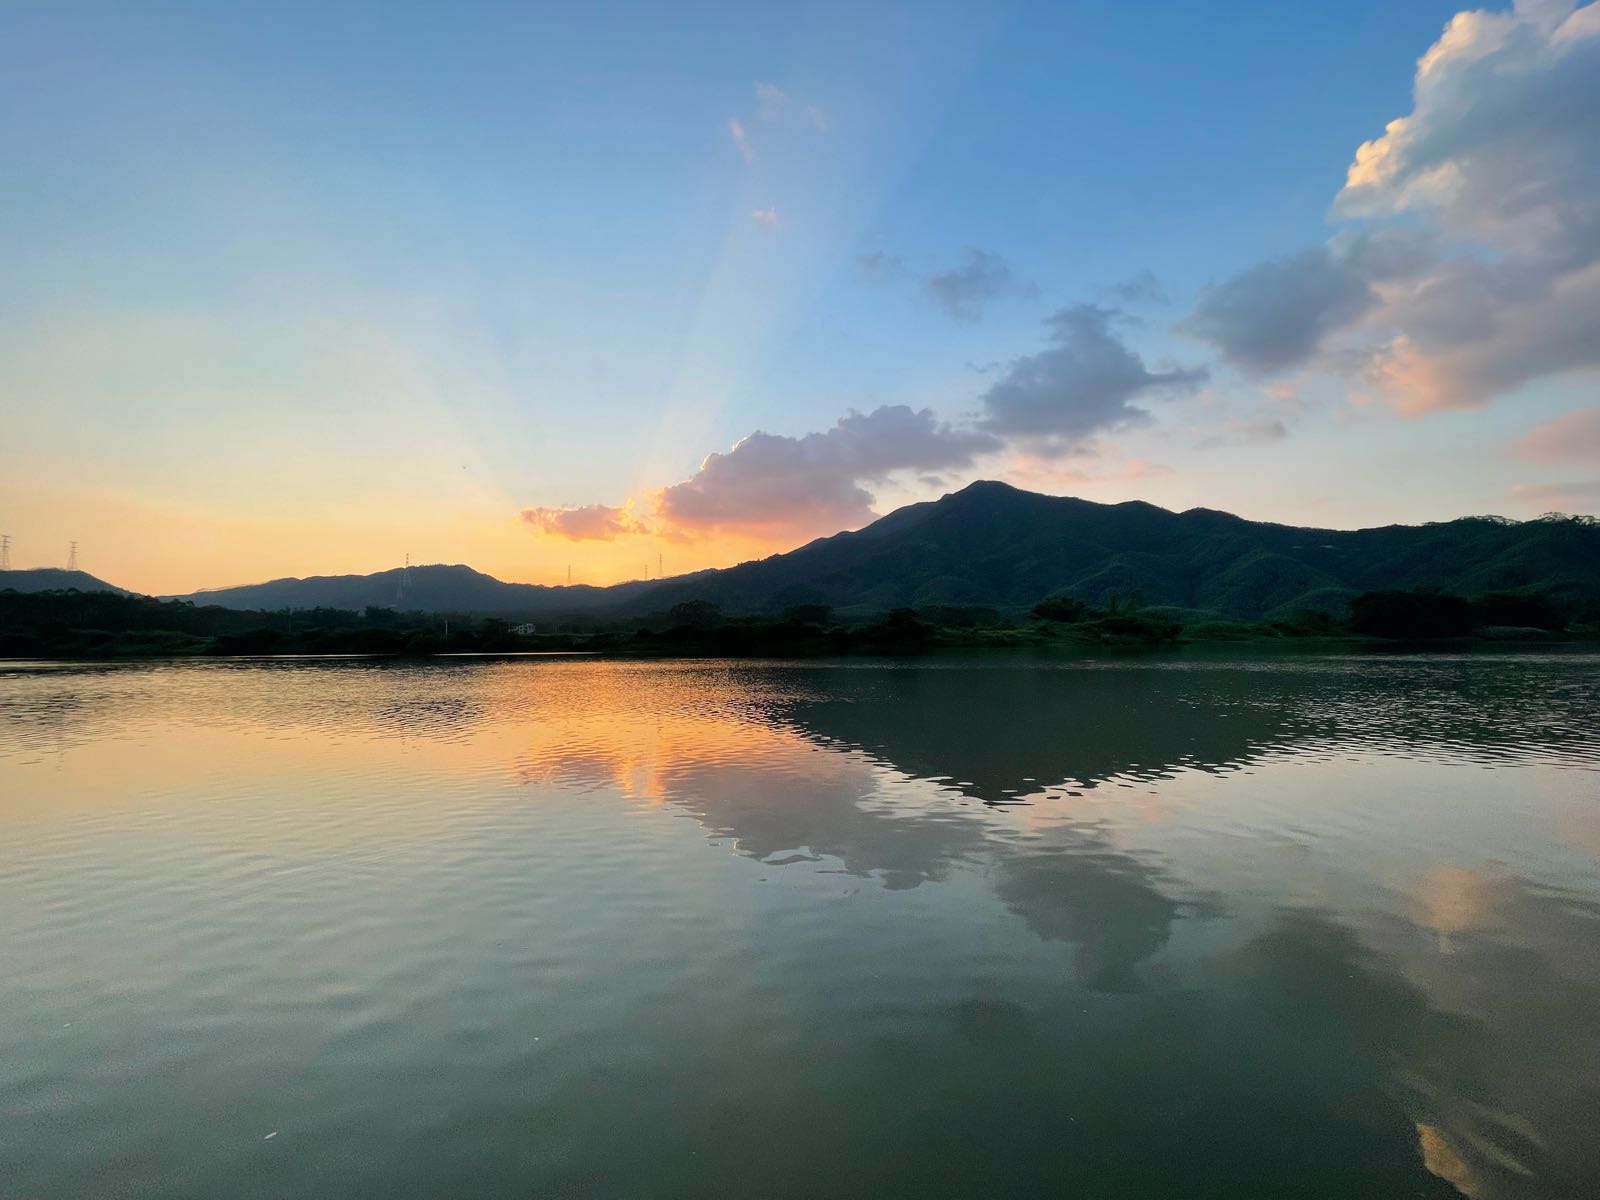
[2,653,1598,1199]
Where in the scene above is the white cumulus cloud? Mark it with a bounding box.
[1186,0,1600,413]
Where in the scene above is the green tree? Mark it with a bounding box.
[667,600,721,629]
[1470,590,1563,630]
[1032,594,1090,622]
[1104,590,1146,617]
[1349,589,1472,638]
[866,607,931,648]
[781,603,832,627]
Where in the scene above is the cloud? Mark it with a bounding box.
[1006,451,1171,494]
[855,250,904,281]
[728,118,754,163]
[1510,480,1600,511]
[1184,0,1600,410]
[979,305,1208,442]
[517,300,1213,547]
[1183,247,1377,374]
[655,405,1002,539]
[1363,255,1600,412]
[925,248,1038,321]
[1103,270,1169,306]
[750,82,826,132]
[751,207,780,228]
[519,503,648,542]
[754,82,787,122]
[1192,416,1291,449]
[516,298,1224,546]
[1513,406,1600,462]
[512,302,1203,547]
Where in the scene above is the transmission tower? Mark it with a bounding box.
[67,541,78,571]
[0,535,11,571]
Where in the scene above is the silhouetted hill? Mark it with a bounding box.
[164,483,1600,619]
[624,481,1600,619]
[172,563,669,614]
[0,568,129,596]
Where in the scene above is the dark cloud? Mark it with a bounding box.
[1331,225,1440,284]
[656,405,1002,538]
[979,305,1208,441]
[926,248,1038,321]
[1182,247,1376,374]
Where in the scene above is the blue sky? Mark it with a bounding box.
[3,1,1598,591]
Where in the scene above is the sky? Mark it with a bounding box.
[3,0,1599,595]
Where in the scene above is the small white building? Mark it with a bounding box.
[511,622,538,636]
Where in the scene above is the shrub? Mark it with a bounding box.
[1470,590,1564,631]
[1093,612,1181,643]
[1032,594,1090,623]
[1349,589,1472,639]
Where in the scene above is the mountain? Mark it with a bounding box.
[164,482,1600,621]
[172,563,669,614]
[0,568,129,595]
[622,481,1600,620]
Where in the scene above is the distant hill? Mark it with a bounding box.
[172,563,670,614]
[164,482,1600,619]
[0,568,129,596]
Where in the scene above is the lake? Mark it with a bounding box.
[2,653,1598,1199]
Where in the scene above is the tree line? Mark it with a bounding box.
[2,583,1597,660]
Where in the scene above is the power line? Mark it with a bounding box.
[0,535,11,571]
[67,541,78,572]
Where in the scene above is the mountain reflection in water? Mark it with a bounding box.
[1,653,1597,1200]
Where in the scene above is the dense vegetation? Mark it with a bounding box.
[4,582,1595,661]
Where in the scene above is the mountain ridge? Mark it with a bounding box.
[15,482,1597,619]
[618,480,1600,619]
[168,563,670,614]
[0,568,130,596]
